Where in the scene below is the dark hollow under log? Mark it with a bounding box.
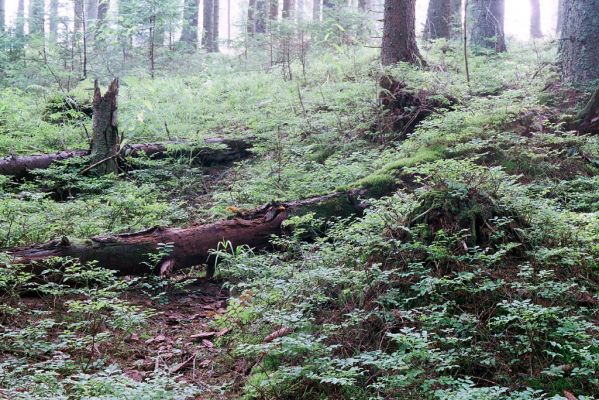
[3,191,366,278]
[0,137,255,179]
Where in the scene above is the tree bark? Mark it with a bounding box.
[424,0,451,40]
[49,0,59,41]
[282,0,295,19]
[90,79,120,175]
[556,0,565,35]
[255,0,268,33]
[0,137,255,178]
[29,0,45,36]
[16,0,25,38]
[270,0,279,20]
[248,0,256,35]
[97,0,109,31]
[529,0,542,38]
[468,0,506,53]
[74,0,84,34]
[86,0,98,23]
[180,0,200,48]
[381,0,423,66]
[0,0,6,32]
[213,0,220,52]
[5,191,366,278]
[203,0,219,52]
[450,0,462,40]
[312,0,320,21]
[576,86,599,133]
[558,0,599,84]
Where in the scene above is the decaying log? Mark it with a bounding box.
[3,191,366,278]
[0,137,254,178]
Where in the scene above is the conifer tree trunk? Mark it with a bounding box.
[529,0,542,38]
[74,0,84,34]
[282,0,295,19]
[0,0,5,32]
[556,0,564,34]
[213,0,220,52]
[312,0,320,21]
[86,0,98,22]
[450,0,462,40]
[381,0,423,66]
[558,0,599,83]
[468,0,506,53]
[29,0,45,36]
[203,0,215,50]
[255,0,268,33]
[90,79,120,175]
[248,0,256,35]
[424,0,451,40]
[180,0,200,48]
[270,0,279,20]
[49,0,59,41]
[16,0,25,38]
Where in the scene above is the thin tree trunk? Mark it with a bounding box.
[468,0,506,53]
[5,191,367,278]
[90,79,120,175]
[74,0,84,34]
[180,0,200,48]
[558,0,599,83]
[381,0,423,66]
[97,0,109,32]
[424,0,451,40]
[0,137,255,179]
[530,0,542,38]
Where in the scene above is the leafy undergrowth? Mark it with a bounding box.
[1,39,599,399]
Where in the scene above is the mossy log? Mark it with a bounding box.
[3,191,366,278]
[0,137,254,178]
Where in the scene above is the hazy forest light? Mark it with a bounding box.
[5,0,559,41]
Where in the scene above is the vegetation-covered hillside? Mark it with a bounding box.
[0,0,598,399]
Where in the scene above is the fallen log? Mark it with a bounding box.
[0,137,254,178]
[3,191,366,278]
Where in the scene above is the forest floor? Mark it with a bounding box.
[1,41,598,399]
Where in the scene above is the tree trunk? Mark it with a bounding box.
[5,191,366,278]
[556,0,564,35]
[381,0,423,66]
[16,0,25,38]
[450,0,462,40]
[248,0,256,35]
[212,0,220,52]
[74,0,84,34]
[529,0,542,38]
[29,0,45,36]
[424,0,451,40]
[203,0,215,50]
[270,0,279,20]
[0,137,255,179]
[312,0,320,21]
[558,0,599,84]
[97,0,109,31]
[576,85,599,133]
[49,0,59,41]
[90,79,120,175]
[0,0,6,32]
[180,0,200,48]
[282,0,295,19]
[86,0,98,23]
[358,0,367,12]
[255,0,268,33]
[468,0,506,53]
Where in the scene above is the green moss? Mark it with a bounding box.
[347,145,445,195]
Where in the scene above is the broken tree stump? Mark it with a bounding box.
[3,191,366,278]
[90,78,120,175]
